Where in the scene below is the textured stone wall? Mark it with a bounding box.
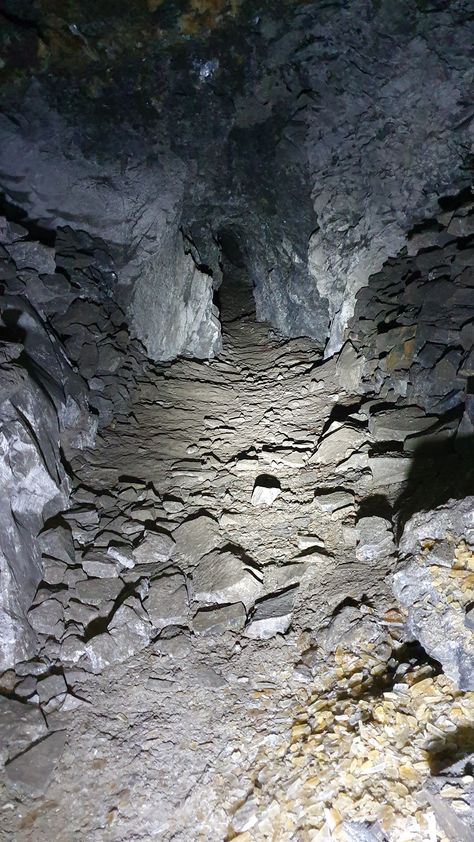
[0,0,472,361]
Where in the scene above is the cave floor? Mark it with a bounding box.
[3,304,473,842]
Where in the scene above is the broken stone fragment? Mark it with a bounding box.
[59,635,87,664]
[250,475,281,507]
[38,521,75,565]
[310,424,367,466]
[41,557,69,586]
[5,730,67,797]
[244,586,298,640]
[297,534,325,551]
[6,240,56,275]
[320,605,388,656]
[107,544,135,569]
[314,490,355,515]
[28,598,65,638]
[172,514,221,564]
[14,675,37,700]
[0,697,47,764]
[132,529,175,565]
[36,673,67,705]
[191,550,262,611]
[193,602,246,635]
[368,405,437,441]
[81,595,151,673]
[144,572,190,630]
[81,552,121,578]
[335,341,365,394]
[75,577,124,606]
[368,455,412,486]
[355,517,396,564]
[66,599,101,626]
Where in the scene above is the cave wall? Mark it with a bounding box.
[0,0,472,361]
[0,224,95,669]
[0,214,148,670]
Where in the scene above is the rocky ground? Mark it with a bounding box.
[2,195,474,840]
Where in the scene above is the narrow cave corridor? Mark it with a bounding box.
[1,2,474,841]
[214,230,256,325]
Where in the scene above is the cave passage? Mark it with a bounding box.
[2,192,474,842]
[1,1,474,839]
[214,227,256,324]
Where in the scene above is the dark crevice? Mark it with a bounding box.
[0,192,56,247]
[321,400,367,436]
[438,186,473,211]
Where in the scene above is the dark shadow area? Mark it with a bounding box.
[438,186,473,211]
[0,191,56,246]
[0,307,26,343]
[426,725,474,775]
[357,494,393,521]
[394,433,474,539]
[214,227,256,324]
[253,473,281,490]
[321,399,367,436]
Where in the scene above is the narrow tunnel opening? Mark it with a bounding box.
[213,228,256,324]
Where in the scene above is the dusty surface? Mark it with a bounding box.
[2,282,474,842]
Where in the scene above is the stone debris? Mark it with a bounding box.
[1,191,474,840]
[226,634,474,842]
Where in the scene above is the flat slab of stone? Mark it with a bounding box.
[191,550,262,610]
[244,586,298,640]
[81,553,120,578]
[75,577,124,606]
[144,572,190,629]
[368,455,412,485]
[173,515,221,564]
[368,405,437,441]
[311,425,367,466]
[251,485,281,507]
[314,490,355,514]
[0,697,48,763]
[193,602,246,635]
[251,475,281,507]
[5,730,67,796]
[132,530,175,565]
